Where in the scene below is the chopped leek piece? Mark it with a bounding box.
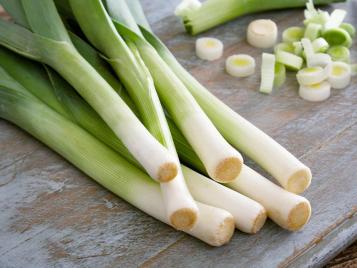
[259,53,275,94]
[304,23,322,40]
[299,81,331,102]
[274,42,294,54]
[324,9,346,30]
[327,45,350,63]
[340,22,356,38]
[247,19,278,48]
[273,63,286,89]
[293,41,303,57]
[328,61,352,89]
[225,54,255,77]
[296,66,327,86]
[307,53,332,68]
[196,37,224,61]
[276,51,303,71]
[282,27,305,43]
[312,37,329,53]
[322,27,352,47]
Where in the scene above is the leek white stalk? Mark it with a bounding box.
[328,61,351,89]
[299,81,331,102]
[282,26,305,43]
[0,72,234,246]
[0,1,179,184]
[225,54,255,77]
[227,166,311,231]
[182,166,267,233]
[247,19,278,48]
[106,0,244,183]
[276,50,303,71]
[125,0,313,193]
[69,0,198,230]
[259,53,275,94]
[296,66,327,86]
[195,37,223,61]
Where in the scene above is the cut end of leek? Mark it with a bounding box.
[259,53,276,94]
[287,199,312,231]
[286,167,312,194]
[247,19,278,48]
[299,81,331,102]
[158,162,179,182]
[170,207,198,230]
[225,54,255,77]
[214,156,243,183]
[282,26,305,43]
[209,215,235,247]
[196,37,223,61]
[328,61,352,89]
[251,208,268,234]
[175,0,202,17]
[327,45,350,63]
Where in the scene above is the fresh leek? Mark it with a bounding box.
[125,0,312,193]
[195,37,224,61]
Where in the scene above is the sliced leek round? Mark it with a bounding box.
[312,38,329,53]
[340,23,356,38]
[328,61,352,89]
[195,37,224,61]
[293,42,303,57]
[299,81,331,102]
[282,26,305,43]
[327,46,350,63]
[322,28,352,47]
[225,54,255,77]
[274,42,294,54]
[276,51,303,71]
[296,66,327,86]
[247,19,278,48]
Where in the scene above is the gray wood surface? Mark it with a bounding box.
[0,1,356,267]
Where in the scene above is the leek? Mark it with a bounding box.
[68,0,198,230]
[124,0,312,194]
[102,0,245,183]
[0,46,266,234]
[174,0,345,35]
[0,0,179,184]
[0,68,235,246]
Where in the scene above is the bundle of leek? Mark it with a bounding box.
[174,0,346,35]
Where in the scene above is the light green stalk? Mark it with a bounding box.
[176,0,345,35]
[0,0,178,183]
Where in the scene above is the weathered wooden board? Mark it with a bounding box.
[0,1,356,267]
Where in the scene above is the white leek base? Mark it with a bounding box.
[195,37,223,61]
[247,19,278,48]
[228,165,311,231]
[183,166,267,233]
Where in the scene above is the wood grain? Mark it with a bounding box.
[0,0,356,267]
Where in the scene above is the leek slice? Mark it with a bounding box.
[322,27,352,47]
[225,54,255,77]
[276,51,303,71]
[274,42,295,54]
[328,61,352,89]
[293,41,303,57]
[307,53,332,68]
[259,53,275,94]
[299,81,331,102]
[312,37,329,53]
[327,45,350,63]
[304,23,322,41]
[195,37,224,61]
[296,66,327,86]
[340,22,356,38]
[175,0,202,17]
[247,19,278,48]
[282,27,305,43]
[273,63,286,89]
